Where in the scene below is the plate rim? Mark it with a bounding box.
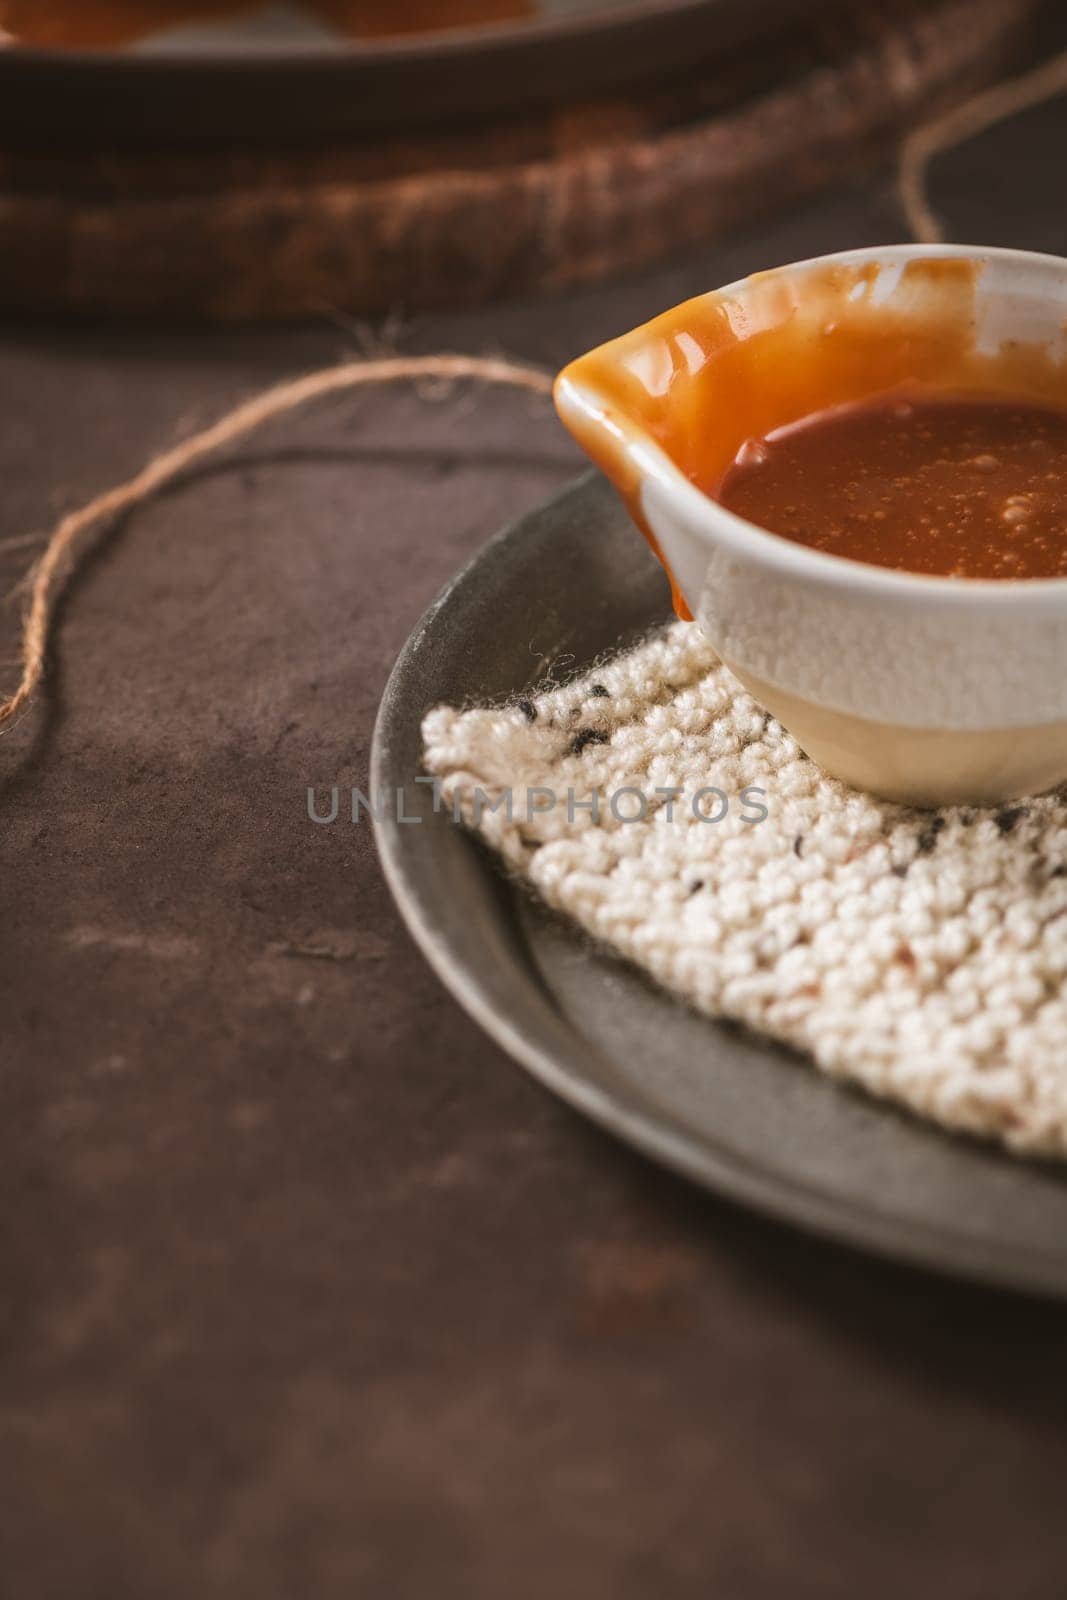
[371,470,1067,1300]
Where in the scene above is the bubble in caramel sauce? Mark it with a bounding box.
[1000,495,1032,528]
[715,394,1067,580]
[734,437,770,470]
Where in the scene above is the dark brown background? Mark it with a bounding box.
[3,78,1067,1600]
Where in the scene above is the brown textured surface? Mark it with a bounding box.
[5,113,1067,1600]
[0,0,1037,319]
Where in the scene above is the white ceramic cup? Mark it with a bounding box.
[555,244,1067,805]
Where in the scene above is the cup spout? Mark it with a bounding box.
[554,368,694,619]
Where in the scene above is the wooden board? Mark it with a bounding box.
[0,0,1039,321]
[0,0,809,138]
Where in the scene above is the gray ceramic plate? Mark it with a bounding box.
[372,471,1067,1299]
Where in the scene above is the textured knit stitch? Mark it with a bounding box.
[422,620,1067,1158]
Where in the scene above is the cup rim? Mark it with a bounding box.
[555,242,1067,614]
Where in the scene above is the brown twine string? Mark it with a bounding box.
[899,47,1067,242]
[0,353,553,733]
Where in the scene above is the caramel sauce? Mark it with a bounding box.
[718,394,1067,580]
[558,259,1067,610]
[0,0,532,46]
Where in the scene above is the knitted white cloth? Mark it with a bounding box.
[421,621,1067,1157]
